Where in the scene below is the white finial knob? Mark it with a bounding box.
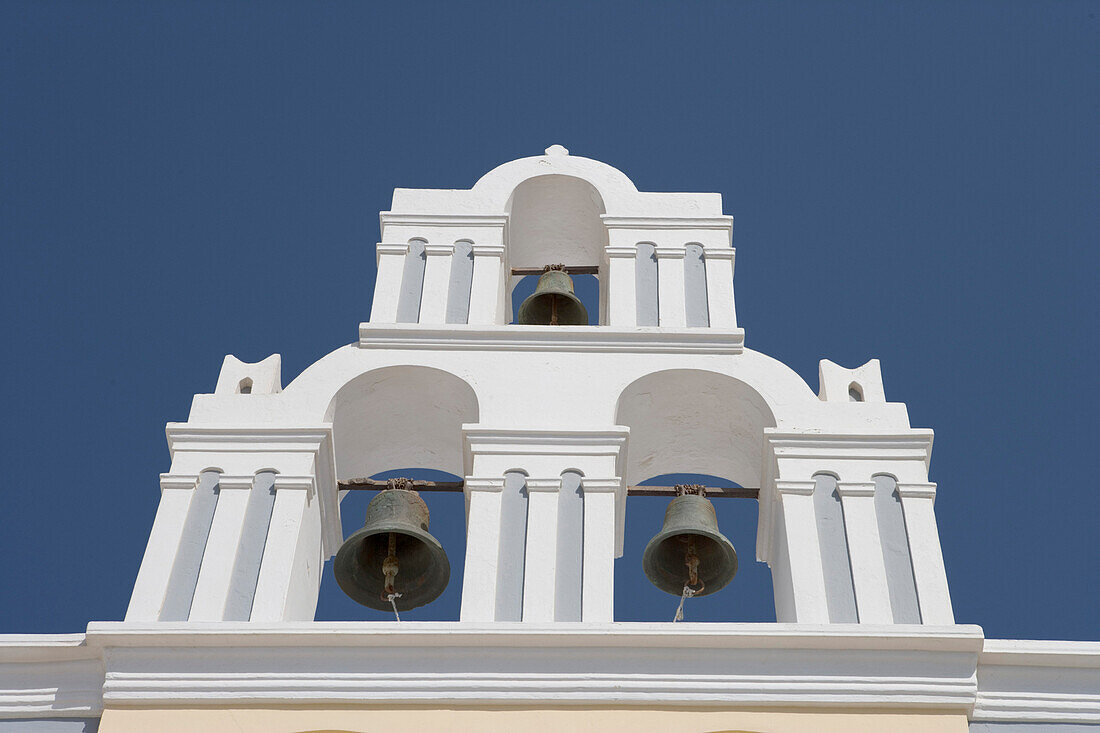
[545,144,569,156]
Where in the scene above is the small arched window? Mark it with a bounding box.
[848,382,863,402]
[238,377,253,395]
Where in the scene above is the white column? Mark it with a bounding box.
[898,483,955,625]
[581,478,618,622]
[418,244,455,324]
[774,481,830,623]
[468,244,505,325]
[703,247,737,328]
[522,478,561,622]
[459,477,505,621]
[250,477,312,622]
[654,247,687,327]
[837,481,894,624]
[470,242,508,323]
[125,475,196,621]
[604,247,638,327]
[369,243,409,324]
[188,475,253,621]
[282,477,323,621]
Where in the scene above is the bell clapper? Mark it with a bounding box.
[550,294,559,326]
[382,532,403,621]
[673,538,705,622]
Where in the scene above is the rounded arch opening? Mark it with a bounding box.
[505,174,608,269]
[326,366,479,481]
[615,369,777,489]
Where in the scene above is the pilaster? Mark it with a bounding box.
[898,482,955,624]
[773,480,830,623]
[836,481,893,623]
[703,247,737,328]
[124,475,198,622]
[581,478,619,622]
[251,475,318,622]
[369,243,409,324]
[188,475,254,621]
[654,246,687,327]
[604,246,638,327]
[468,244,505,324]
[459,477,506,622]
[522,478,563,622]
[418,244,455,324]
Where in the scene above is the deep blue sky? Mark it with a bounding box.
[1,1,1096,640]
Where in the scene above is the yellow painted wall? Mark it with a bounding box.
[99,706,970,733]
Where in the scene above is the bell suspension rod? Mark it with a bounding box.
[510,265,600,276]
[338,478,758,499]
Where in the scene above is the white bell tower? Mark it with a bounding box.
[124,145,953,626]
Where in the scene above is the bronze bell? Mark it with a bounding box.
[642,485,738,597]
[517,265,589,326]
[333,483,450,612]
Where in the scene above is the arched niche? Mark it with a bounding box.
[326,366,479,481]
[615,369,777,488]
[505,174,608,323]
[506,174,608,270]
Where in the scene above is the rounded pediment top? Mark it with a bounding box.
[470,146,639,210]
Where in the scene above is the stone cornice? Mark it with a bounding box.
[380,212,509,228]
[164,425,333,455]
[423,243,456,256]
[972,639,1100,723]
[601,215,734,232]
[82,623,983,709]
[0,635,103,718]
[653,246,687,259]
[836,481,877,498]
[162,425,340,557]
[764,430,935,466]
[358,324,745,354]
[3,627,1098,722]
[375,242,410,257]
[897,482,938,500]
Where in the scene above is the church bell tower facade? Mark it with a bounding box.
[2,147,1096,733]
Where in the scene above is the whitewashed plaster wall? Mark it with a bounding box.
[123,148,953,627]
[2,632,1098,729]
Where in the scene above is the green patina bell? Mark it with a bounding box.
[517,265,589,326]
[642,486,738,597]
[333,485,450,612]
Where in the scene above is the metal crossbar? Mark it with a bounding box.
[338,478,758,499]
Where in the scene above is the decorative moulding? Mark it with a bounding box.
[971,640,1100,723]
[774,480,816,496]
[581,478,621,494]
[462,477,506,493]
[0,635,104,718]
[3,628,1098,723]
[83,622,984,709]
[764,431,935,466]
[358,324,746,353]
[213,475,255,491]
[471,244,506,257]
[702,247,737,259]
[379,213,510,228]
[836,481,877,498]
[462,426,630,475]
[524,478,563,492]
[757,430,936,564]
[159,474,200,492]
[162,425,340,557]
[898,482,938,500]
[601,215,734,232]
